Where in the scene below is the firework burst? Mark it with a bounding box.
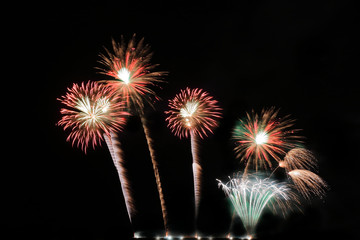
[288,169,328,200]
[233,107,302,174]
[165,87,222,139]
[97,35,166,112]
[218,173,295,237]
[57,81,128,152]
[280,148,318,172]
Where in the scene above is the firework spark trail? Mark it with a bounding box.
[233,107,302,175]
[218,174,293,237]
[190,130,203,217]
[140,114,169,235]
[104,132,135,223]
[281,148,318,172]
[288,169,328,200]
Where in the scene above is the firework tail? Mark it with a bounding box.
[103,132,135,225]
[190,130,202,220]
[226,210,237,238]
[139,114,169,236]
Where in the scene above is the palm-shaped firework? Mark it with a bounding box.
[281,148,328,200]
[57,81,135,224]
[165,87,222,221]
[218,173,296,239]
[97,35,170,235]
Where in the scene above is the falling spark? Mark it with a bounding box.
[288,169,328,200]
[281,148,318,172]
[97,34,166,112]
[57,81,128,152]
[165,88,222,220]
[233,107,302,174]
[218,173,295,237]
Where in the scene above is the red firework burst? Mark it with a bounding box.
[165,88,222,139]
[57,81,129,152]
[233,107,302,172]
[97,35,166,112]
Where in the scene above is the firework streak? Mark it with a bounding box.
[140,114,169,235]
[190,130,202,218]
[104,132,135,223]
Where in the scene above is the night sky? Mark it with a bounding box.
[6,1,358,239]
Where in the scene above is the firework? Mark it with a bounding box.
[280,148,318,172]
[57,81,136,224]
[57,81,128,152]
[233,107,302,174]
[165,88,222,139]
[97,35,166,112]
[98,35,169,235]
[165,88,222,218]
[288,169,328,200]
[218,173,294,238]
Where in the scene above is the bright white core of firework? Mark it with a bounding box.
[180,101,199,127]
[255,131,268,145]
[180,101,199,118]
[117,67,131,84]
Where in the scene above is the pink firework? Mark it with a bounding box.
[97,35,166,111]
[165,88,222,222]
[165,87,222,139]
[57,81,129,152]
[233,107,302,173]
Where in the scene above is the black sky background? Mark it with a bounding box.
[5,0,359,239]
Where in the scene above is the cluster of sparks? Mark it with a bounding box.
[232,107,302,172]
[97,35,166,112]
[218,174,295,237]
[282,148,328,200]
[165,87,222,139]
[57,35,328,239]
[57,81,128,152]
[231,107,328,200]
[218,108,328,238]
[58,36,169,234]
